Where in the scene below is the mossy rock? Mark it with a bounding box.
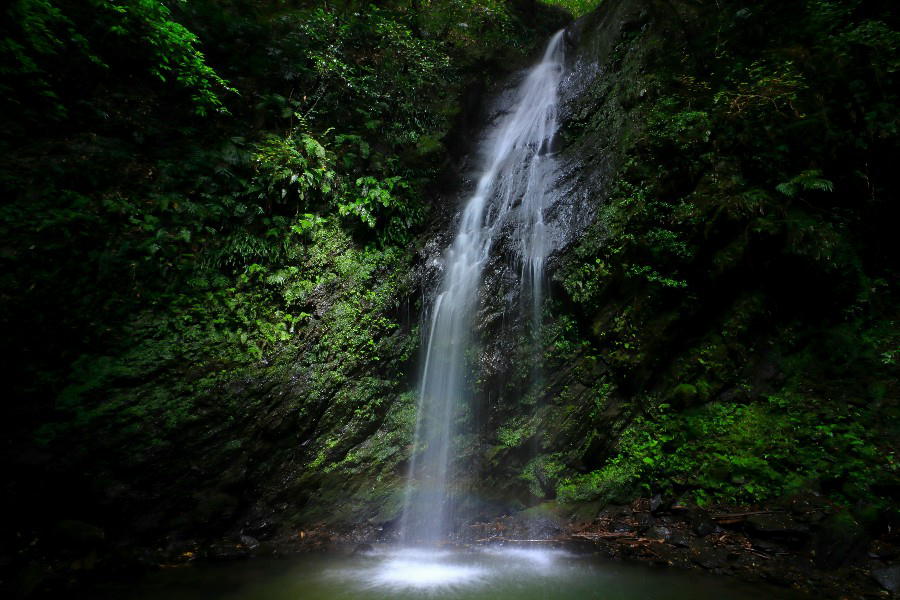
[668,383,698,408]
[813,512,870,569]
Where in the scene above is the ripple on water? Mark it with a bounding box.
[87,544,808,600]
[362,548,487,591]
[329,546,572,594]
[481,546,570,569]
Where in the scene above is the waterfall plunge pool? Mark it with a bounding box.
[89,545,804,599]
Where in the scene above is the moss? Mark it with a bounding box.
[518,500,569,526]
[668,383,698,408]
[521,454,567,498]
[497,415,538,448]
[557,462,641,505]
[544,0,899,516]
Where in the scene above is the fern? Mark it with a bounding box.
[776,169,834,197]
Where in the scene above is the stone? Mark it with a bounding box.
[813,512,870,569]
[869,540,900,560]
[206,540,250,561]
[745,513,809,542]
[633,512,654,533]
[784,492,831,521]
[689,508,717,537]
[667,531,692,548]
[752,539,783,555]
[872,565,900,593]
[690,542,727,570]
[649,494,672,514]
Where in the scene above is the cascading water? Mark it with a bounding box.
[400,30,566,546]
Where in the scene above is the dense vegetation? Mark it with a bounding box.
[1,0,898,595]
[0,0,567,588]
[532,0,899,512]
[1,0,558,430]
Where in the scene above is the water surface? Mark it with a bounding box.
[94,546,803,600]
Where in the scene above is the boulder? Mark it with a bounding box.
[745,513,809,544]
[813,512,870,569]
[872,564,900,593]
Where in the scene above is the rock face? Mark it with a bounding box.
[443,0,709,522]
[428,0,629,516]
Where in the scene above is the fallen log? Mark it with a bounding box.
[711,510,780,520]
[572,532,637,540]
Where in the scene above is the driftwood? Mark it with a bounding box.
[617,537,666,545]
[712,510,780,520]
[572,531,637,540]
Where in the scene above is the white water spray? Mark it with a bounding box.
[401,30,566,545]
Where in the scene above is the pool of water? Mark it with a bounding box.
[92,546,802,599]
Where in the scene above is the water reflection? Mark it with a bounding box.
[89,545,805,600]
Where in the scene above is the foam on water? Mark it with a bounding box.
[370,557,487,589]
[342,546,571,593]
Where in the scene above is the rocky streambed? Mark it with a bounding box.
[82,496,894,600]
[468,498,900,599]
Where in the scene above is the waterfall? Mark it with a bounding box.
[401,30,566,545]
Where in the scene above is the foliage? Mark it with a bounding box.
[559,389,894,507]
[775,169,834,198]
[522,454,566,497]
[498,415,538,448]
[1,0,234,118]
[0,0,567,551]
[539,0,603,18]
[551,0,899,511]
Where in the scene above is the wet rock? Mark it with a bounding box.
[689,508,717,537]
[163,538,198,561]
[667,531,692,548]
[604,504,633,519]
[872,564,900,593]
[745,513,809,543]
[514,504,568,538]
[752,539,783,555]
[689,542,727,570]
[633,512,654,533]
[206,540,250,561]
[869,540,900,560]
[813,512,870,569]
[612,522,634,534]
[239,535,260,549]
[783,492,831,524]
[242,519,276,539]
[650,494,673,515]
[631,498,651,512]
